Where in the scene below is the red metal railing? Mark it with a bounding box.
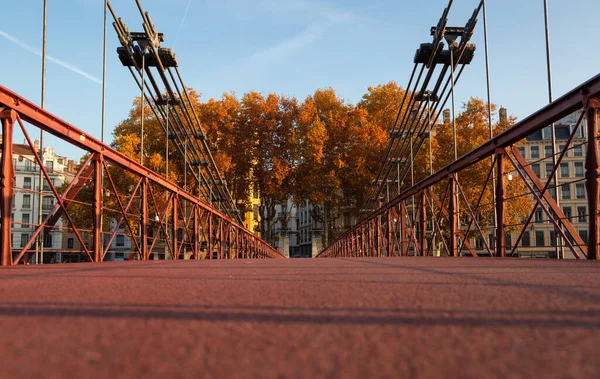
[318,73,600,259]
[0,86,284,265]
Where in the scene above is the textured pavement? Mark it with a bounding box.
[1,257,599,378]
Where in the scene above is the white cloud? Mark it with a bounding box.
[248,23,324,62]
[243,2,360,64]
[0,29,102,85]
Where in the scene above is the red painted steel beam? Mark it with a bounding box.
[495,151,505,258]
[93,155,103,262]
[319,73,600,257]
[585,98,600,259]
[1,109,16,266]
[172,194,178,260]
[0,86,283,260]
[419,192,426,256]
[43,163,94,238]
[141,178,149,260]
[510,146,587,257]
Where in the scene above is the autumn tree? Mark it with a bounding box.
[433,97,531,236]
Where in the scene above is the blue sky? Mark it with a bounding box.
[1,0,599,160]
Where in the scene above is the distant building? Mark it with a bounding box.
[470,109,588,258]
[3,139,77,263]
[264,197,356,258]
[516,110,588,258]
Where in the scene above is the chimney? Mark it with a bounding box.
[499,107,507,123]
[443,109,451,125]
[34,139,39,152]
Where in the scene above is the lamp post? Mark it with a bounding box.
[37,0,48,264]
[542,0,562,259]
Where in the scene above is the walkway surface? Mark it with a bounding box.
[1,257,599,378]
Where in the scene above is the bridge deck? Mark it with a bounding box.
[1,257,599,378]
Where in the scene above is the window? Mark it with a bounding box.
[542,127,552,140]
[23,177,32,189]
[549,187,557,200]
[116,235,125,247]
[476,237,484,249]
[549,230,557,247]
[21,213,29,229]
[45,161,54,171]
[343,212,351,228]
[22,194,31,208]
[517,146,526,158]
[532,163,541,178]
[559,145,567,158]
[574,162,584,177]
[563,206,572,221]
[42,197,54,210]
[560,163,569,178]
[574,145,583,157]
[576,183,586,199]
[67,238,74,249]
[25,160,32,171]
[522,231,531,247]
[545,145,553,158]
[577,206,587,223]
[561,184,571,200]
[530,146,540,158]
[572,124,584,139]
[535,207,544,223]
[535,231,545,246]
[505,234,512,249]
[21,233,29,248]
[579,229,588,244]
[545,163,554,178]
[43,234,52,248]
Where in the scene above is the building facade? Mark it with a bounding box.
[467,109,588,258]
[7,139,77,263]
[515,110,588,258]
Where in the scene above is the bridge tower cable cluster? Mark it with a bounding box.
[107,0,242,224]
[361,0,480,222]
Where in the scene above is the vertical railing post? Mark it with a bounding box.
[208,212,213,259]
[419,191,426,256]
[495,150,506,258]
[92,154,103,262]
[193,206,199,259]
[449,175,458,257]
[172,194,178,260]
[400,202,408,256]
[219,219,224,259]
[235,227,239,259]
[585,99,600,259]
[360,226,365,257]
[387,210,392,257]
[376,216,381,257]
[140,178,148,260]
[1,110,16,266]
